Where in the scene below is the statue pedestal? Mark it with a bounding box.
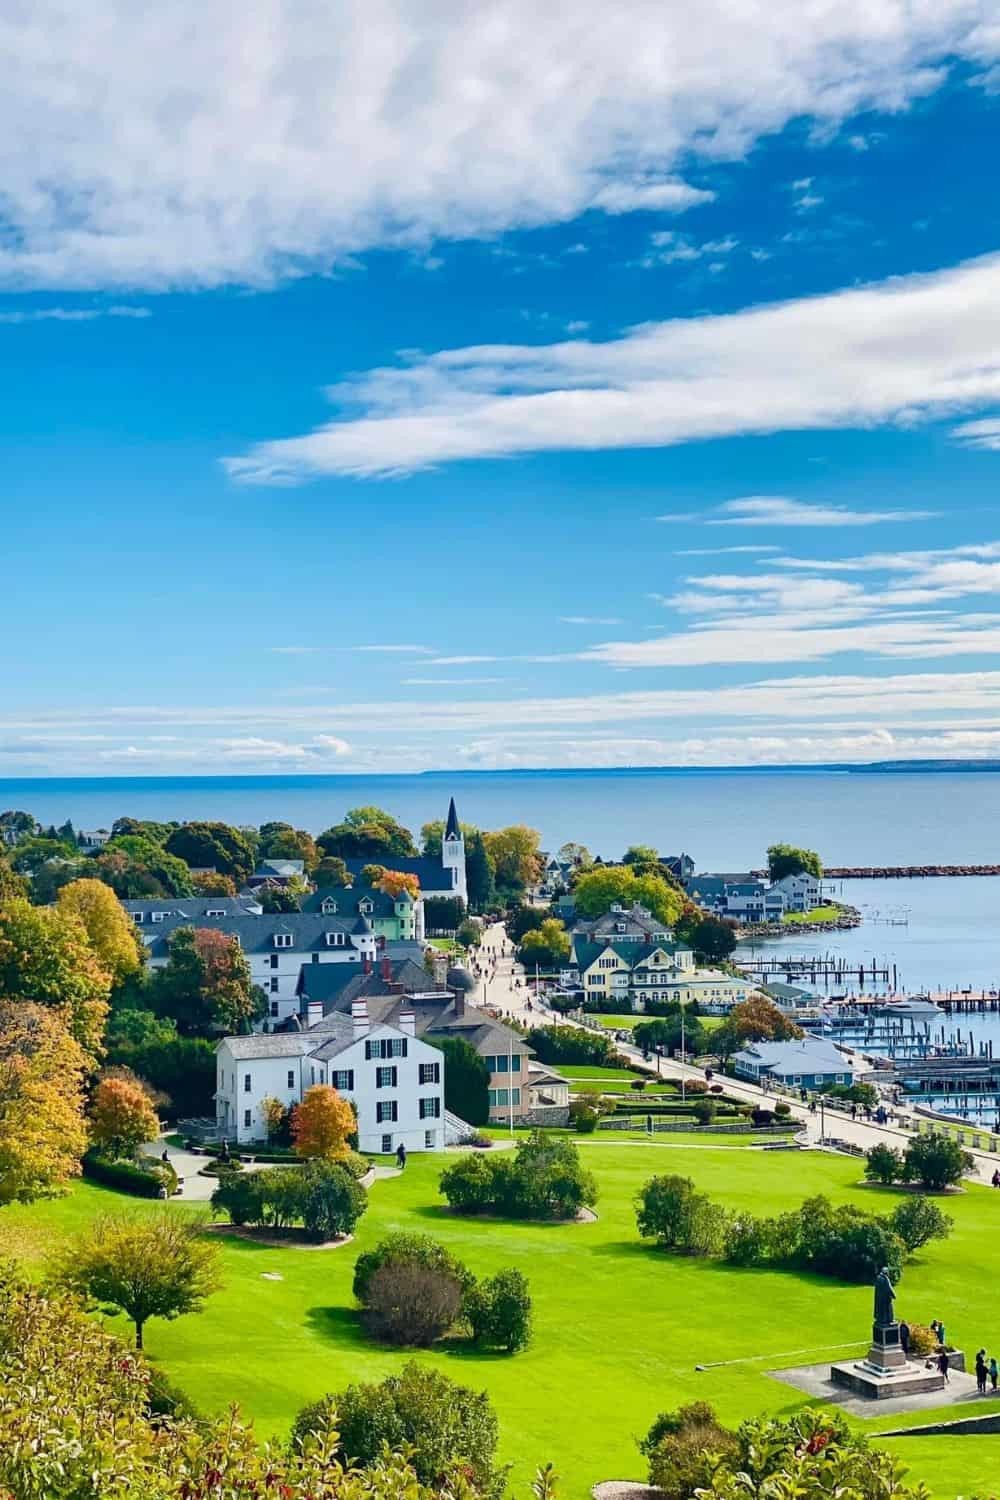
[831,1323,949,1400]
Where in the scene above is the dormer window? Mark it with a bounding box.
[132,912,144,924]
[151,911,167,923]
[359,900,373,915]
[206,908,225,918]
[615,922,626,933]
[273,933,294,948]
[324,930,345,946]
[321,898,337,914]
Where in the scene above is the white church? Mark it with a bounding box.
[341,796,468,905]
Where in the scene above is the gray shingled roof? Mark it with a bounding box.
[144,911,373,959]
[342,855,453,889]
[221,1034,314,1059]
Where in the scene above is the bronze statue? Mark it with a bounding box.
[873,1266,895,1326]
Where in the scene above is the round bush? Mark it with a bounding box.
[362,1259,464,1346]
[353,1232,472,1305]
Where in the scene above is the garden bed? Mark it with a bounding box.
[206,1223,356,1250]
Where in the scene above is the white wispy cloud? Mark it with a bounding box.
[0,304,149,324]
[675,545,782,555]
[0,3,997,288]
[225,253,1000,480]
[705,496,936,527]
[953,416,1000,449]
[560,616,624,625]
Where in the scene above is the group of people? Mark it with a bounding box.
[975,1347,999,1394]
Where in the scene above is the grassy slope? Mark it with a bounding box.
[2,1149,999,1499]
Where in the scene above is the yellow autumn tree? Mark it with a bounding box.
[0,1000,89,1205]
[58,879,144,985]
[379,869,421,901]
[0,899,111,1062]
[91,1074,160,1160]
[291,1085,355,1160]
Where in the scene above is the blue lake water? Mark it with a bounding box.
[3,767,1000,1001]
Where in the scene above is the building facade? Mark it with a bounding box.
[216,1000,445,1154]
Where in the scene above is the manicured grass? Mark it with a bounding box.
[558,1065,647,1081]
[783,904,843,925]
[7,1148,1000,1497]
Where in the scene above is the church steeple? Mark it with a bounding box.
[441,796,467,903]
[445,796,460,842]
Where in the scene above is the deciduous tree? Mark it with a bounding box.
[573,865,683,927]
[483,825,543,893]
[90,1074,160,1159]
[380,869,421,900]
[767,842,823,881]
[152,925,259,1035]
[319,807,416,859]
[292,1084,355,1160]
[0,1001,89,1206]
[0,898,111,1060]
[57,878,144,984]
[312,855,351,887]
[519,918,571,968]
[164,821,257,885]
[429,1037,490,1125]
[50,1213,221,1350]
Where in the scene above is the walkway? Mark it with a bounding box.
[471,922,1000,1185]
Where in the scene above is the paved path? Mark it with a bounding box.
[469,922,1000,1185]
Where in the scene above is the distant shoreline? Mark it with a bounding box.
[3,759,1000,785]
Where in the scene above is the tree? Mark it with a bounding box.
[301,1159,368,1241]
[50,1213,221,1350]
[633,1013,706,1058]
[152,925,259,1035]
[10,835,78,873]
[674,911,737,963]
[0,858,28,906]
[483,825,543,893]
[641,1402,738,1500]
[466,831,496,910]
[0,809,38,840]
[164,821,257,885]
[888,1195,953,1252]
[295,1362,504,1498]
[353,1232,473,1304]
[464,1267,532,1352]
[318,807,417,859]
[635,1174,728,1254]
[0,1271,519,1500]
[767,843,823,881]
[258,825,319,870]
[902,1132,975,1191]
[424,895,467,931]
[380,868,421,900]
[519,917,571,969]
[507,901,549,942]
[292,1084,355,1159]
[312,855,351,887]
[865,1143,904,1185]
[622,844,659,866]
[258,885,302,912]
[725,995,803,1045]
[526,1023,616,1066]
[422,818,478,857]
[573,865,683,927]
[0,897,111,1060]
[90,1074,160,1159]
[190,869,237,895]
[429,1037,490,1125]
[104,1009,216,1117]
[57,878,144,985]
[261,1094,290,1144]
[0,1001,89,1206]
[361,862,386,885]
[93,836,194,898]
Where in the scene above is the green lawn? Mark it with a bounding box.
[782,904,843,925]
[4,1148,999,1499]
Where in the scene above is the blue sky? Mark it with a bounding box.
[4,5,1000,774]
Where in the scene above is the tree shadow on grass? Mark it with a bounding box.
[305,1305,370,1349]
[408,1203,579,1231]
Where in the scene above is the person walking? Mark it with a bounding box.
[937,1348,951,1383]
[395,1142,407,1171]
[990,1356,998,1393]
[976,1349,988,1395]
[899,1320,910,1358]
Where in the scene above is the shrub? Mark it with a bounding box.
[888,1195,952,1252]
[362,1260,464,1347]
[82,1150,176,1199]
[439,1132,597,1221]
[865,1143,905,1185]
[630,1078,646,1091]
[751,1108,774,1126]
[301,1160,368,1241]
[906,1321,939,1355]
[353,1233,473,1305]
[464,1267,532,1352]
[635,1174,729,1255]
[692,1098,716,1126]
[903,1133,975,1191]
[459,1130,493,1149]
[341,1149,372,1179]
[295,1362,504,1498]
[568,1099,598,1133]
[641,1403,738,1500]
[145,1364,201,1421]
[774,1101,791,1118]
[526,1024,615,1067]
[211,1170,266,1227]
[723,1213,774,1266]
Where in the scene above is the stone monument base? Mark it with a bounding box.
[830,1322,947,1400]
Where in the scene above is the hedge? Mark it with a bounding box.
[83,1150,178,1198]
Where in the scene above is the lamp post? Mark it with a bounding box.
[680,1004,687,1103]
[508,1024,514,1138]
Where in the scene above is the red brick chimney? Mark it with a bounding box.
[362,955,372,975]
[381,954,392,985]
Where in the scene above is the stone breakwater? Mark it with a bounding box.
[825,864,1000,878]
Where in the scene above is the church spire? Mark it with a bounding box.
[445,797,461,841]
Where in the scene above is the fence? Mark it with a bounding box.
[597,1116,797,1136]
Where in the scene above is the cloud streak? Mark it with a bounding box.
[1,2,997,289]
[226,253,1000,480]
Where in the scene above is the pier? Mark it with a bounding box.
[824,864,1000,878]
[735,955,894,986]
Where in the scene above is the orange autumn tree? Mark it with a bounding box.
[291,1085,354,1160]
[91,1074,160,1160]
[0,1000,89,1205]
[379,870,420,901]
